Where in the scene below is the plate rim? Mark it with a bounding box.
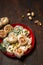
[0,23,35,58]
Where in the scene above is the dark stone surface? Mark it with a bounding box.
[0,0,43,65]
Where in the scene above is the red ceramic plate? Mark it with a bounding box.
[0,24,35,58]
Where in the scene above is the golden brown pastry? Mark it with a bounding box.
[1,17,9,25]
[7,32,17,43]
[18,34,28,46]
[13,48,24,58]
[0,30,7,38]
[0,22,2,28]
[4,24,13,33]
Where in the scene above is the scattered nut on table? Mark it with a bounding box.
[27,10,35,20]
[27,13,31,16]
[34,20,42,26]
[28,16,32,20]
[34,20,39,24]
[31,12,35,17]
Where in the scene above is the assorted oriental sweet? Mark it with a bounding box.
[0,25,32,58]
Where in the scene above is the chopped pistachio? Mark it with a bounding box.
[0,44,6,52]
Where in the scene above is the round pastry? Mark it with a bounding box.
[13,43,20,51]
[8,32,15,37]
[7,32,17,43]
[3,37,10,48]
[4,24,13,33]
[0,30,7,38]
[7,45,13,53]
[1,17,9,25]
[0,22,2,28]
[18,34,28,46]
[23,29,30,36]
[13,25,23,35]
[13,48,24,58]
[27,37,32,45]
[19,46,27,52]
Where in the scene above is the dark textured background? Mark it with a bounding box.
[0,0,43,65]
